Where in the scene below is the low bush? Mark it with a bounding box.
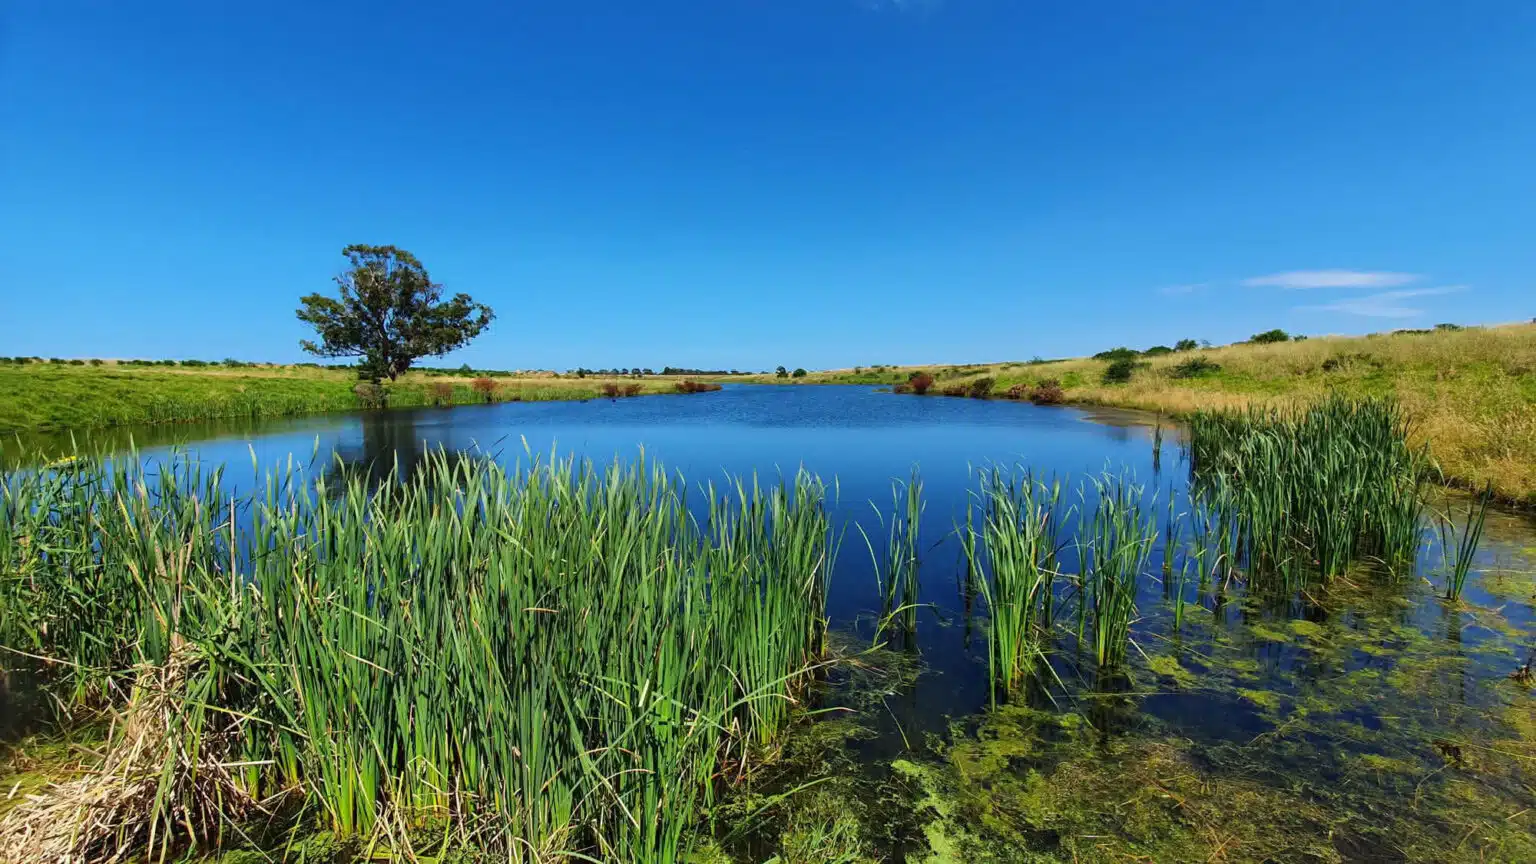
[428,381,456,406]
[1170,356,1221,379]
[968,377,995,398]
[909,372,935,395]
[353,382,387,409]
[1093,347,1139,362]
[1101,358,1138,384]
[1249,329,1291,344]
[792,368,808,378]
[674,380,722,394]
[941,384,968,397]
[1029,379,1065,404]
[600,383,621,398]
[471,377,498,402]
[622,383,643,397]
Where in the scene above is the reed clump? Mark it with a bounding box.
[1187,395,1430,587]
[0,451,834,862]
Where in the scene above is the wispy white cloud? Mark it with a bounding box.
[1158,282,1207,297]
[1300,286,1467,318]
[1243,269,1420,290]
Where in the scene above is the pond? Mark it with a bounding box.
[7,385,1535,862]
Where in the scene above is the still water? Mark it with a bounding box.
[11,385,1536,861]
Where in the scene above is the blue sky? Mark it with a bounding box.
[3,1,1534,371]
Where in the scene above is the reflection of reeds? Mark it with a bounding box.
[0,451,834,862]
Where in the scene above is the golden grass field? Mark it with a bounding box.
[740,323,1536,506]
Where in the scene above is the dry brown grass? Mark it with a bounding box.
[0,644,258,864]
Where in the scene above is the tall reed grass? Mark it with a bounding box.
[0,450,834,862]
[1186,395,1429,589]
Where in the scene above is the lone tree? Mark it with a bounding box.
[296,245,494,381]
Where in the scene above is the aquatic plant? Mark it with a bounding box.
[1439,485,1491,601]
[1076,476,1156,668]
[1186,395,1429,589]
[0,451,834,862]
[967,469,1062,698]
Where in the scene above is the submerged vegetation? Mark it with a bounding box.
[0,452,832,862]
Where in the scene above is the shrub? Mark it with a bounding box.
[67,359,84,366]
[622,383,642,397]
[1093,347,1139,361]
[1434,323,1463,331]
[1249,329,1290,344]
[967,377,995,398]
[600,382,621,398]
[792,368,808,378]
[909,372,935,395]
[941,384,968,397]
[1029,380,1065,405]
[48,358,64,364]
[428,381,456,406]
[353,382,387,409]
[89,358,104,366]
[1142,345,1173,357]
[1101,358,1138,384]
[181,359,208,367]
[1174,339,1199,352]
[674,380,722,394]
[471,377,498,402]
[1170,356,1222,379]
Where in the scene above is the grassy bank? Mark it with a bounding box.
[0,452,831,862]
[753,322,1536,506]
[0,363,688,434]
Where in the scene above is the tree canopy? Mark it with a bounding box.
[296,245,494,381]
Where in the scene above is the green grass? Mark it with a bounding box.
[0,364,689,435]
[0,450,833,862]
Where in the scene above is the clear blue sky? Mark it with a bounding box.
[3,1,1534,371]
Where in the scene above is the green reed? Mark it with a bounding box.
[862,469,924,639]
[1187,395,1429,590]
[0,449,834,862]
[1077,476,1156,669]
[1439,486,1491,602]
[965,469,1062,700]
